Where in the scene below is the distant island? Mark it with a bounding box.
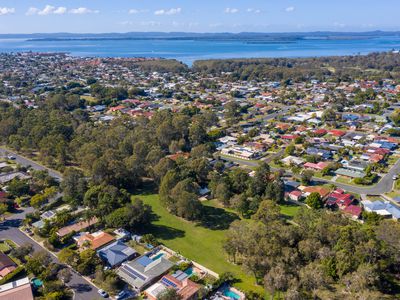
[1,30,400,42]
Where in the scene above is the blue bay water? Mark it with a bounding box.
[1,36,400,65]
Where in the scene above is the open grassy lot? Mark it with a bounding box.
[136,193,265,295]
[80,95,98,103]
[280,203,302,218]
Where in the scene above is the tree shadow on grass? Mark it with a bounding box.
[145,224,185,241]
[199,205,240,231]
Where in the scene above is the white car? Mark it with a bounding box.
[97,289,109,298]
[393,175,398,180]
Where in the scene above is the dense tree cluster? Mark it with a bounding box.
[209,162,285,217]
[224,207,400,299]
[193,52,400,82]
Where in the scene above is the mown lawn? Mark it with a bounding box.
[280,203,302,218]
[135,194,265,295]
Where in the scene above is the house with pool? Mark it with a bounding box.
[144,270,200,300]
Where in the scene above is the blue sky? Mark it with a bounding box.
[0,0,399,33]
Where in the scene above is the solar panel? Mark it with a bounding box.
[161,277,177,288]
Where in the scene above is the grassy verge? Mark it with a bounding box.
[136,194,265,295]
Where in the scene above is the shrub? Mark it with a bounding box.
[0,266,26,285]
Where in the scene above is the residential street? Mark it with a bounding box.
[0,147,63,181]
[1,210,102,300]
[0,147,102,299]
[221,155,400,196]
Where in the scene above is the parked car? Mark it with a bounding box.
[116,290,127,300]
[116,290,135,300]
[98,289,109,298]
[7,155,16,160]
[393,175,398,180]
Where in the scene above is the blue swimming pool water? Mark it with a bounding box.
[184,267,194,276]
[223,289,241,300]
[152,253,164,260]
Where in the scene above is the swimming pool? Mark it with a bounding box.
[184,267,195,276]
[151,253,164,260]
[31,278,43,288]
[223,288,241,300]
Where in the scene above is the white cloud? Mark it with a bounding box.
[0,7,15,16]
[69,7,99,15]
[38,5,56,15]
[128,9,148,14]
[224,8,239,14]
[26,5,68,16]
[54,7,67,15]
[154,8,181,15]
[247,8,261,14]
[285,6,295,12]
[26,7,39,16]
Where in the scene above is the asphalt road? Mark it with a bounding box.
[0,147,63,181]
[0,148,102,299]
[1,210,101,300]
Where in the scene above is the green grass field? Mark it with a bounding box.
[279,203,302,218]
[136,194,265,295]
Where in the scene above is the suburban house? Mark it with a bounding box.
[221,146,259,160]
[343,205,363,220]
[281,156,304,166]
[345,160,369,172]
[144,270,200,300]
[326,190,354,209]
[113,228,131,241]
[97,241,137,267]
[303,161,330,171]
[117,255,174,291]
[306,147,332,160]
[56,217,98,238]
[0,252,17,278]
[287,190,303,201]
[77,231,115,251]
[335,168,366,179]
[0,277,33,300]
[362,200,400,220]
[301,186,331,199]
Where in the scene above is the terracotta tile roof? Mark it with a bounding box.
[56,217,98,237]
[78,231,115,250]
[303,186,330,198]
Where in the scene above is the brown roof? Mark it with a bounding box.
[78,231,115,250]
[56,217,98,237]
[303,186,331,198]
[0,252,16,270]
